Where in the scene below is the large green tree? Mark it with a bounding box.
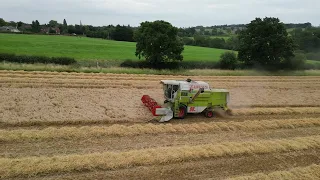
[112,25,134,42]
[31,20,41,33]
[291,27,320,52]
[291,27,320,61]
[134,20,184,66]
[62,19,68,33]
[63,19,68,27]
[0,18,7,26]
[7,21,16,27]
[48,20,58,27]
[17,21,24,28]
[238,17,295,69]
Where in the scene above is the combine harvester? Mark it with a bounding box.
[141,79,231,122]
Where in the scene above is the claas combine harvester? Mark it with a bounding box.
[141,79,231,122]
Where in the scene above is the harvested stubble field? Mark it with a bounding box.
[0,70,320,179]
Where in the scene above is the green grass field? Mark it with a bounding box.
[185,35,231,40]
[0,34,230,62]
[210,35,232,40]
[307,60,320,65]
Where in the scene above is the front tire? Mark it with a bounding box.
[178,105,187,119]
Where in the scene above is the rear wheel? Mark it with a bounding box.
[205,110,214,118]
[178,105,187,119]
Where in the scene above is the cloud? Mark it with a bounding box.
[0,0,319,27]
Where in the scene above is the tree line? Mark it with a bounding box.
[290,28,320,60]
[133,18,320,70]
[182,36,239,50]
[85,25,135,42]
[0,18,315,42]
[1,17,319,70]
[0,18,135,42]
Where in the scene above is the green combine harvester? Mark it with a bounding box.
[141,79,231,122]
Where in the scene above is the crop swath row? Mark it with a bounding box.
[228,164,320,180]
[0,78,317,90]
[1,118,320,142]
[233,107,320,115]
[0,118,141,128]
[231,104,320,108]
[1,135,319,178]
[0,74,319,85]
[1,82,318,91]
[1,107,319,127]
[0,73,168,81]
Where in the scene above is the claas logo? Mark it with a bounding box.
[190,84,208,89]
[189,107,196,112]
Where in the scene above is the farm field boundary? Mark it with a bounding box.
[1,64,320,76]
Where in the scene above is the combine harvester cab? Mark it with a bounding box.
[141,79,230,122]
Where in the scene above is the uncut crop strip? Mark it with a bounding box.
[0,77,135,83]
[1,135,320,178]
[0,71,180,81]
[0,79,133,86]
[1,118,320,142]
[1,77,319,91]
[0,78,137,86]
[1,82,318,91]
[2,76,319,88]
[227,164,320,180]
[0,82,156,89]
[0,73,172,81]
[232,107,320,116]
[0,74,179,82]
[0,74,166,82]
[0,76,319,90]
[0,77,161,88]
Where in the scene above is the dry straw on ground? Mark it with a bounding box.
[1,118,319,142]
[227,164,320,180]
[1,135,319,178]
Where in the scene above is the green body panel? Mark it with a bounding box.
[172,89,229,117]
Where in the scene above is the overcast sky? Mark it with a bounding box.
[1,0,319,27]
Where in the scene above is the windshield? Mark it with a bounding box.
[163,84,179,100]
